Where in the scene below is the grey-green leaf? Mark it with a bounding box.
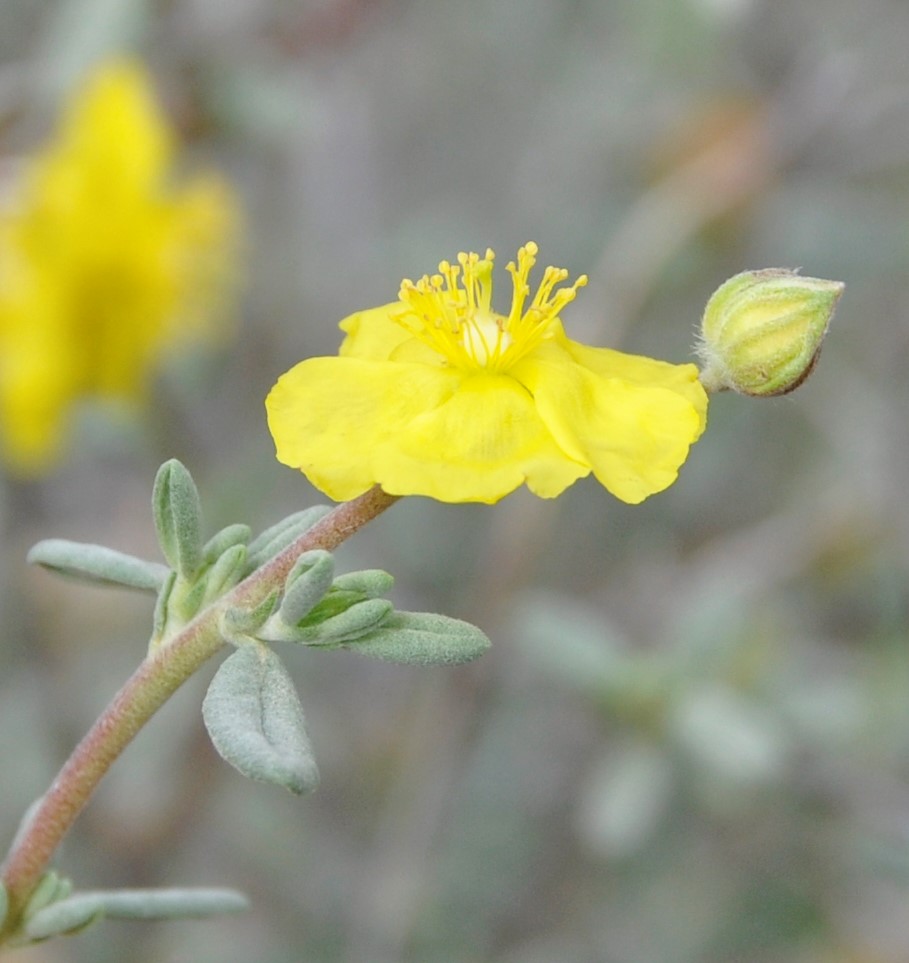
[330,569,395,598]
[345,611,492,665]
[0,881,7,929]
[27,540,169,592]
[262,597,393,645]
[202,524,252,565]
[151,570,177,642]
[246,506,333,570]
[220,591,281,642]
[152,459,203,579]
[22,871,72,920]
[202,644,320,794]
[22,898,102,941]
[23,887,248,941]
[279,550,335,626]
[200,544,248,606]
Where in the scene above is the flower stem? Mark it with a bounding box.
[0,486,399,940]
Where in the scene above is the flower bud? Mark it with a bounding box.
[697,269,843,397]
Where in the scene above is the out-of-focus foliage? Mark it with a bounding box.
[2,0,909,961]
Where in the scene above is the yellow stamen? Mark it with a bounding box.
[393,242,587,373]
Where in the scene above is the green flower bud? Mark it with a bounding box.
[697,269,843,397]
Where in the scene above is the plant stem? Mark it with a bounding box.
[0,486,399,940]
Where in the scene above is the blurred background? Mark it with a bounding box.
[1,0,908,960]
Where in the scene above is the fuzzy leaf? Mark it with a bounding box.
[202,644,319,794]
[345,611,491,665]
[330,569,395,598]
[220,591,281,641]
[22,900,102,941]
[246,506,332,570]
[23,887,248,941]
[169,576,208,624]
[150,571,177,642]
[200,544,248,606]
[27,540,169,592]
[262,598,393,645]
[22,872,72,921]
[278,550,335,626]
[152,460,203,579]
[202,524,252,565]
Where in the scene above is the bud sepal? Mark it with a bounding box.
[697,268,843,397]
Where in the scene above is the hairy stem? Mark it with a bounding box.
[0,486,399,939]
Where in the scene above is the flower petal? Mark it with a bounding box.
[557,330,708,438]
[268,249,709,505]
[0,58,238,476]
[339,303,411,360]
[266,358,587,503]
[514,345,706,504]
[266,356,458,500]
[374,373,588,502]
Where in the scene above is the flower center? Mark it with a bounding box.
[392,242,587,373]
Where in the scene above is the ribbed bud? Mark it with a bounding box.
[697,269,843,397]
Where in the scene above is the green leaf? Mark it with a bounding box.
[169,576,208,624]
[330,569,395,598]
[22,901,102,941]
[22,871,72,921]
[27,540,169,592]
[345,611,491,665]
[200,544,248,606]
[220,591,281,641]
[23,887,248,941]
[150,570,177,644]
[152,459,203,579]
[278,551,335,626]
[262,597,393,645]
[0,881,7,929]
[246,506,332,570]
[202,524,252,565]
[202,644,320,794]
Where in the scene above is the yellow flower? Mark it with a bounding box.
[0,58,239,475]
[267,244,707,504]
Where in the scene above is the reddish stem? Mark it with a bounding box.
[0,486,398,940]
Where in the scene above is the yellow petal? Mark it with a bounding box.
[514,346,706,504]
[0,261,76,474]
[59,59,171,196]
[268,248,709,504]
[266,356,462,500]
[558,331,708,438]
[374,373,588,502]
[339,302,412,360]
[266,358,587,503]
[0,57,239,475]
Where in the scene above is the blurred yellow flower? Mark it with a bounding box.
[267,243,707,504]
[0,58,239,475]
